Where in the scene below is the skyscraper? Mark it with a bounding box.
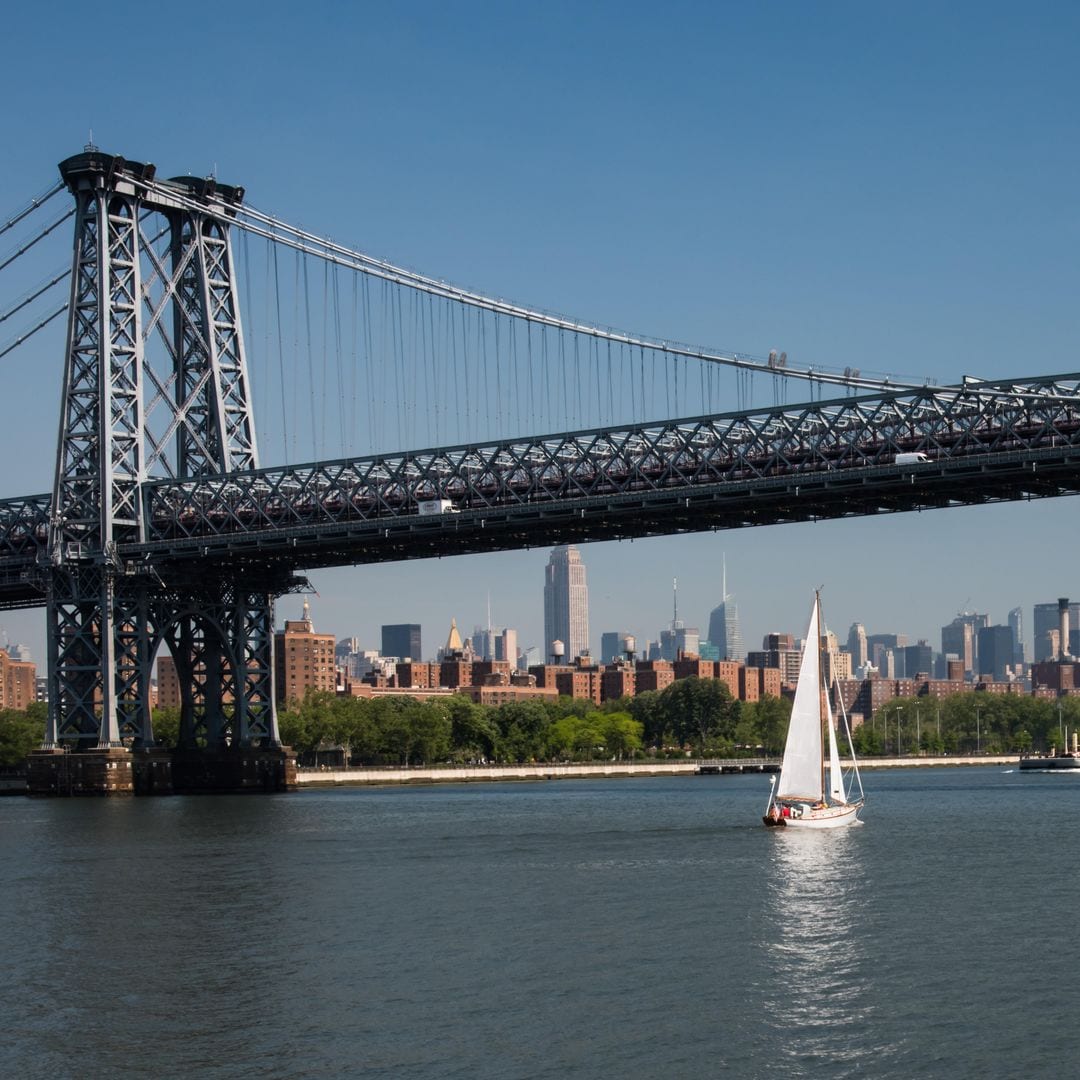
[1007,606,1025,666]
[660,577,699,660]
[495,628,518,667]
[601,631,633,664]
[544,545,589,661]
[977,625,1014,681]
[847,623,868,670]
[382,624,422,660]
[1033,601,1080,661]
[706,556,744,660]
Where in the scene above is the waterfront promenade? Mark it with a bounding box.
[0,755,1018,795]
[296,755,1016,787]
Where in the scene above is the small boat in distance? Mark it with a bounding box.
[1019,730,1080,771]
[764,591,865,829]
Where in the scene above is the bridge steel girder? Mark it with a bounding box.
[4,374,1080,606]
[116,371,1080,563]
[39,151,275,754]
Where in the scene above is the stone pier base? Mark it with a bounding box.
[27,748,135,796]
[26,745,296,796]
[171,746,298,794]
[132,748,175,795]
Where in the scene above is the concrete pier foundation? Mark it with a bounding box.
[26,746,296,796]
[170,747,298,794]
[27,748,135,796]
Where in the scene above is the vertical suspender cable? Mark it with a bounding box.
[271,240,289,464]
[459,297,470,440]
[301,252,317,459]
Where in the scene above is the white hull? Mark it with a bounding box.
[775,802,862,829]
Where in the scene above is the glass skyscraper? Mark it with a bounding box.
[706,557,744,661]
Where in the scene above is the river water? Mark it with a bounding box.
[2,767,1078,1079]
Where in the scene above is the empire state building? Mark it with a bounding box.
[543,545,590,662]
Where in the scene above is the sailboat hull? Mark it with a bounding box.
[763,802,862,829]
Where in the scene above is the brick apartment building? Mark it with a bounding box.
[0,648,35,711]
[275,600,336,704]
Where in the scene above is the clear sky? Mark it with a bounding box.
[2,1,1079,664]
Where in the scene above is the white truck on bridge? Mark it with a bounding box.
[417,499,459,515]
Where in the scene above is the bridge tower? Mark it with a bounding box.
[29,151,296,795]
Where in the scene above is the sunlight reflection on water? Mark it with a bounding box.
[760,829,894,1077]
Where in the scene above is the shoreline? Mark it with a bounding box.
[296,755,1017,788]
[0,755,1022,796]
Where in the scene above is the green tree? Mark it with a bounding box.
[627,691,664,748]
[0,707,45,769]
[151,706,181,749]
[445,695,498,761]
[598,711,643,759]
[409,700,452,764]
[738,696,791,755]
[492,700,551,762]
[658,677,738,753]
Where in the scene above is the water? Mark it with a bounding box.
[3,768,1079,1079]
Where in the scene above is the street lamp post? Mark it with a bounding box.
[896,707,903,758]
[916,705,921,756]
[976,706,981,754]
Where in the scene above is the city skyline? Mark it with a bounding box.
[2,538,1075,672]
[1,4,1078,689]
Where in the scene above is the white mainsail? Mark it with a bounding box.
[775,597,823,802]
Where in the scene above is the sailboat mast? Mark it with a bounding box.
[816,591,827,800]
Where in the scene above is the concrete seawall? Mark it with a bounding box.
[297,755,1016,788]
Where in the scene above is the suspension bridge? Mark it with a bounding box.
[2,148,1078,794]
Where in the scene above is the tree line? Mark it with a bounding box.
[4,684,1075,770]
[857,693,1080,757]
[0,677,783,768]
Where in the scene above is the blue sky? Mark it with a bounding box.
[2,1,1079,663]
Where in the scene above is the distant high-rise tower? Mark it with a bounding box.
[544,545,589,661]
[706,556,744,660]
[847,623,868,670]
[660,577,699,660]
[941,612,989,676]
[1007,606,1025,666]
[601,631,633,664]
[1033,600,1080,662]
[382,624,421,660]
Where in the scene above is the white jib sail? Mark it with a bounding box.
[826,691,846,803]
[776,596,823,802]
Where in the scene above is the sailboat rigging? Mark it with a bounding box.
[763,591,865,829]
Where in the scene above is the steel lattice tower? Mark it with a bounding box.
[38,151,293,789]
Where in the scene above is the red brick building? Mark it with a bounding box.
[0,648,35,711]
[275,601,336,704]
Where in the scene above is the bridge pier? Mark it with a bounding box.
[27,747,135,796]
[170,746,298,794]
[26,745,297,796]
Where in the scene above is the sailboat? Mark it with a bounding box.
[763,591,865,829]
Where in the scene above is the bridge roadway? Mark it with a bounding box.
[3,374,1080,610]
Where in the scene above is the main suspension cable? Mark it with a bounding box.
[0,180,65,240]
[0,266,69,326]
[0,208,75,274]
